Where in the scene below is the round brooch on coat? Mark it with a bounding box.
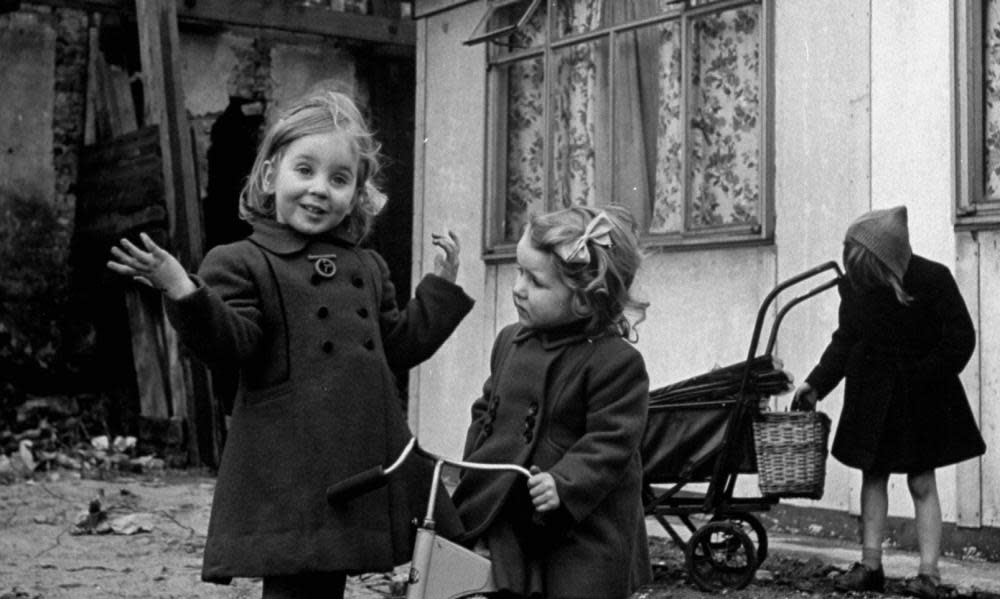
[314,258,337,278]
[308,253,338,278]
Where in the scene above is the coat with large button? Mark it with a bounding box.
[451,322,651,599]
[805,254,986,472]
[164,219,474,582]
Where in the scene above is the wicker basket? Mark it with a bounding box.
[752,411,831,499]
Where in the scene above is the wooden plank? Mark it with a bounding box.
[80,125,160,164]
[979,230,1000,526]
[30,0,415,48]
[124,287,171,420]
[110,64,138,133]
[407,15,428,432]
[136,0,203,268]
[177,0,414,46]
[413,0,476,19]
[135,0,207,466]
[75,205,168,238]
[370,0,395,17]
[955,231,982,528]
[76,126,165,224]
[84,19,100,145]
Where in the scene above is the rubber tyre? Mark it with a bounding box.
[685,520,758,591]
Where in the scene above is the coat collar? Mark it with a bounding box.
[248,219,359,255]
[512,320,598,350]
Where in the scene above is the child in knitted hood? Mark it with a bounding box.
[792,206,985,599]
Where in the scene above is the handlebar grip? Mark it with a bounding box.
[326,466,388,505]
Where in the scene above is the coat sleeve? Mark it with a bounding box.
[163,245,265,368]
[805,281,858,400]
[900,266,975,381]
[547,344,649,524]
[370,251,475,371]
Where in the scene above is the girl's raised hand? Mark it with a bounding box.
[432,229,461,283]
[107,232,196,299]
[528,466,561,512]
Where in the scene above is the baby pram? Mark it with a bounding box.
[642,261,842,591]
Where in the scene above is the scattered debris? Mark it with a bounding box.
[70,487,151,536]
[0,589,43,599]
[1,427,167,486]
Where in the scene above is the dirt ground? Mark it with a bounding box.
[0,469,937,599]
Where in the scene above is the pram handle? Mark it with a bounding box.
[748,260,843,363]
[326,437,531,506]
[704,260,842,509]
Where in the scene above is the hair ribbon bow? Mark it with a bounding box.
[555,211,614,264]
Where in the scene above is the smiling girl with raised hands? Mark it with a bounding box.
[451,205,651,599]
[108,89,473,598]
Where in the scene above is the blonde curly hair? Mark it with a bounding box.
[239,89,387,241]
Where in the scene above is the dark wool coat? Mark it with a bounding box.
[805,254,986,473]
[164,219,474,582]
[451,322,651,599]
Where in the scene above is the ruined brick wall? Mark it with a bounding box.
[0,6,90,413]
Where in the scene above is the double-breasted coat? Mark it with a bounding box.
[805,254,986,472]
[451,322,651,599]
[164,219,474,582]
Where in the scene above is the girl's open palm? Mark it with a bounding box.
[432,229,460,283]
[107,232,195,299]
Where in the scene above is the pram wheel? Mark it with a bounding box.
[685,520,758,591]
[711,512,768,565]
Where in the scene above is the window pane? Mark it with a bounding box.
[551,38,610,210]
[501,57,545,242]
[603,0,684,28]
[985,0,1000,200]
[688,6,761,230]
[614,20,683,234]
[494,0,547,55]
[556,0,604,38]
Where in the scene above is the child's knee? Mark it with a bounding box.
[907,471,936,499]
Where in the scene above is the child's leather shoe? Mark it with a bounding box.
[834,562,886,592]
[900,573,941,599]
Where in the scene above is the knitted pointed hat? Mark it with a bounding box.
[845,205,912,280]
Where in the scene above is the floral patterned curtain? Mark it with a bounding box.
[688,7,761,229]
[551,1,605,211]
[500,0,761,242]
[503,9,546,241]
[985,0,1000,200]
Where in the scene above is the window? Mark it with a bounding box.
[955,0,1000,228]
[478,0,772,257]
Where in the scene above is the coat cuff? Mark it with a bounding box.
[418,274,475,312]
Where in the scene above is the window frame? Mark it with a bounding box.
[954,0,1000,230]
[481,0,774,261]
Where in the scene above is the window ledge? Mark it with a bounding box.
[481,232,774,264]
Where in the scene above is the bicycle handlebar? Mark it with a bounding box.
[326,437,531,506]
[326,465,389,504]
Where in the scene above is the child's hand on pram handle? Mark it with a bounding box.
[790,383,818,411]
[528,466,561,512]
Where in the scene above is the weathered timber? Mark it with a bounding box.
[26,0,415,50]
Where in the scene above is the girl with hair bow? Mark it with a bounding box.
[451,205,652,598]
